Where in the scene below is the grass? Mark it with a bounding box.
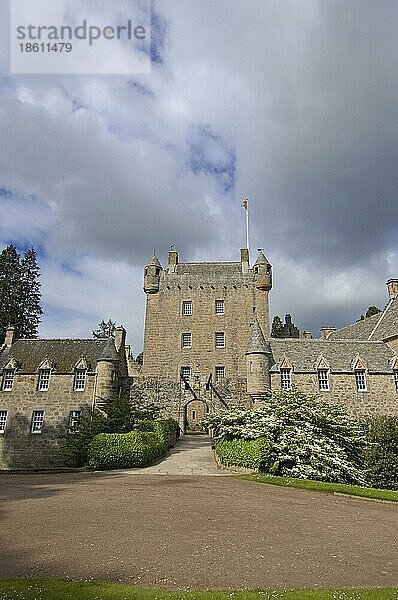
[0,581,397,600]
[240,474,398,502]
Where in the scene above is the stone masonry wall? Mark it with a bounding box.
[270,371,398,417]
[0,372,96,469]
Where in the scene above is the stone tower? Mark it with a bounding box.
[142,247,272,402]
[245,319,271,401]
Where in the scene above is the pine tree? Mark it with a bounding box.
[19,248,42,338]
[92,319,116,338]
[0,245,42,343]
[271,315,284,338]
[365,306,381,318]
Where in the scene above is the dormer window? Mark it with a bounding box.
[74,369,86,391]
[355,370,367,392]
[280,368,291,390]
[38,369,51,391]
[393,370,398,392]
[317,369,330,391]
[2,369,15,391]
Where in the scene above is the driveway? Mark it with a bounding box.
[0,467,396,589]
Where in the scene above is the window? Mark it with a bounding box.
[38,369,51,391]
[182,301,192,316]
[192,410,196,420]
[74,369,86,391]
[182,333,192,349]
[31,410,45,433]
[394,370,398,392]
[215,366,225,382]
[215,300,225,315]
[318,369,330,391]
[181,366,191,380]
[280,368,291,390]
[355,370,367,392]
[0,410,8,433]
[68,410,81,433]
[215,332,225,348]
[2,369,15,391]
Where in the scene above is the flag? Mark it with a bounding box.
[241,198,248,210]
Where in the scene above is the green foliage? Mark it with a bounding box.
[88,431,166,470]
[216,437,271,469]
[64,408,108,467]
[271,315,283,337]
[362,415,398,490]
[206,388,367,484]
[0,244,42,343]
[365,305,381,318]
[92,318,116,339]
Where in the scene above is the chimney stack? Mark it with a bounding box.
[320,326,337,340]
[4,326,17,347]
[386,278,398,301]
[168,247,179,273]
[114,326,126,352]
[240,248,249,274]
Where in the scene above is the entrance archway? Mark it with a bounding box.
[184,399,209,433]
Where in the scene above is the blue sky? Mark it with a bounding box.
[0,0,397,353]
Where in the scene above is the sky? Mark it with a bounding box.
[0,0,397,355]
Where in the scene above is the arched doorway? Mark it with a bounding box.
[184,399,209,433]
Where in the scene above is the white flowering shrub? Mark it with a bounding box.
[205,388,367,484]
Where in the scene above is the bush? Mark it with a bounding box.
[138,418,179,447]
[216,437,271,470]
[88,431,167,470]
[205,388,367,484]
[363,416,398,490]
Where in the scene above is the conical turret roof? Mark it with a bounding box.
[254,251,271,266]
[98,337,120,362]
[246,319,271,354]
[147,254,162,268]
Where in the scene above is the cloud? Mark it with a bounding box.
[0,0,397,347]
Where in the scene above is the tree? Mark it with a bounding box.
[205,388,367,484]
[271,315,283,338]
[92,319,116,339]
[0,244,42,343]
[365,306,381,318]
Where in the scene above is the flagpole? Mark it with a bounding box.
[241,198,250,261]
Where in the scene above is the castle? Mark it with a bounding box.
[0,246,397,468]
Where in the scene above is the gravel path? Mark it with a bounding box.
[0,467,396,589]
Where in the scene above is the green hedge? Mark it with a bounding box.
[88,431,167,470]
[215,437,271,470]
[138,418,179,446]
[363,416,398,490]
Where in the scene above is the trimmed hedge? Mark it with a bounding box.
[215,437,271,470]
[138,418,179,447]
[88,431,167,470]
[363,416,398,490]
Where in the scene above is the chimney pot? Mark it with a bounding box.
[386,278,398,301]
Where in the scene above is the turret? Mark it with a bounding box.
[253,250,272,291]
[95,337,120,406]
[144,254,162,294]
[387,278,398,301]
[245,319,271,401]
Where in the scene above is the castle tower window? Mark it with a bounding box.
[74,369,86,391]
[68,410,81,433]
[215,366,225,381]
[181,366,191,380]
[215,300,225,315]
[0,410,8,433]
[355,370,367,392]
[31,410,45,433]
[318,369,330,391]
[182,301,192,316]
[215,332,225,348]
[280,368,291,390]
[38,369,51,391]
[182,333,192,349]
[394,370,398,392]
[2,369,15,391]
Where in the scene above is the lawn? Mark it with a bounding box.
[240,474,398,502]
[0,581,397,600]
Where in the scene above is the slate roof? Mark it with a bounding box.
[246,320,270,354]
[98,337,120,362]
[0,338,113,373]
[329,296,398,341]
[269,338,396,373]
[174,262,244,277]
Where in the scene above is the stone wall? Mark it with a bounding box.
[270,371,398,417]
[143,268,270,384]
[0,372,96,469]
